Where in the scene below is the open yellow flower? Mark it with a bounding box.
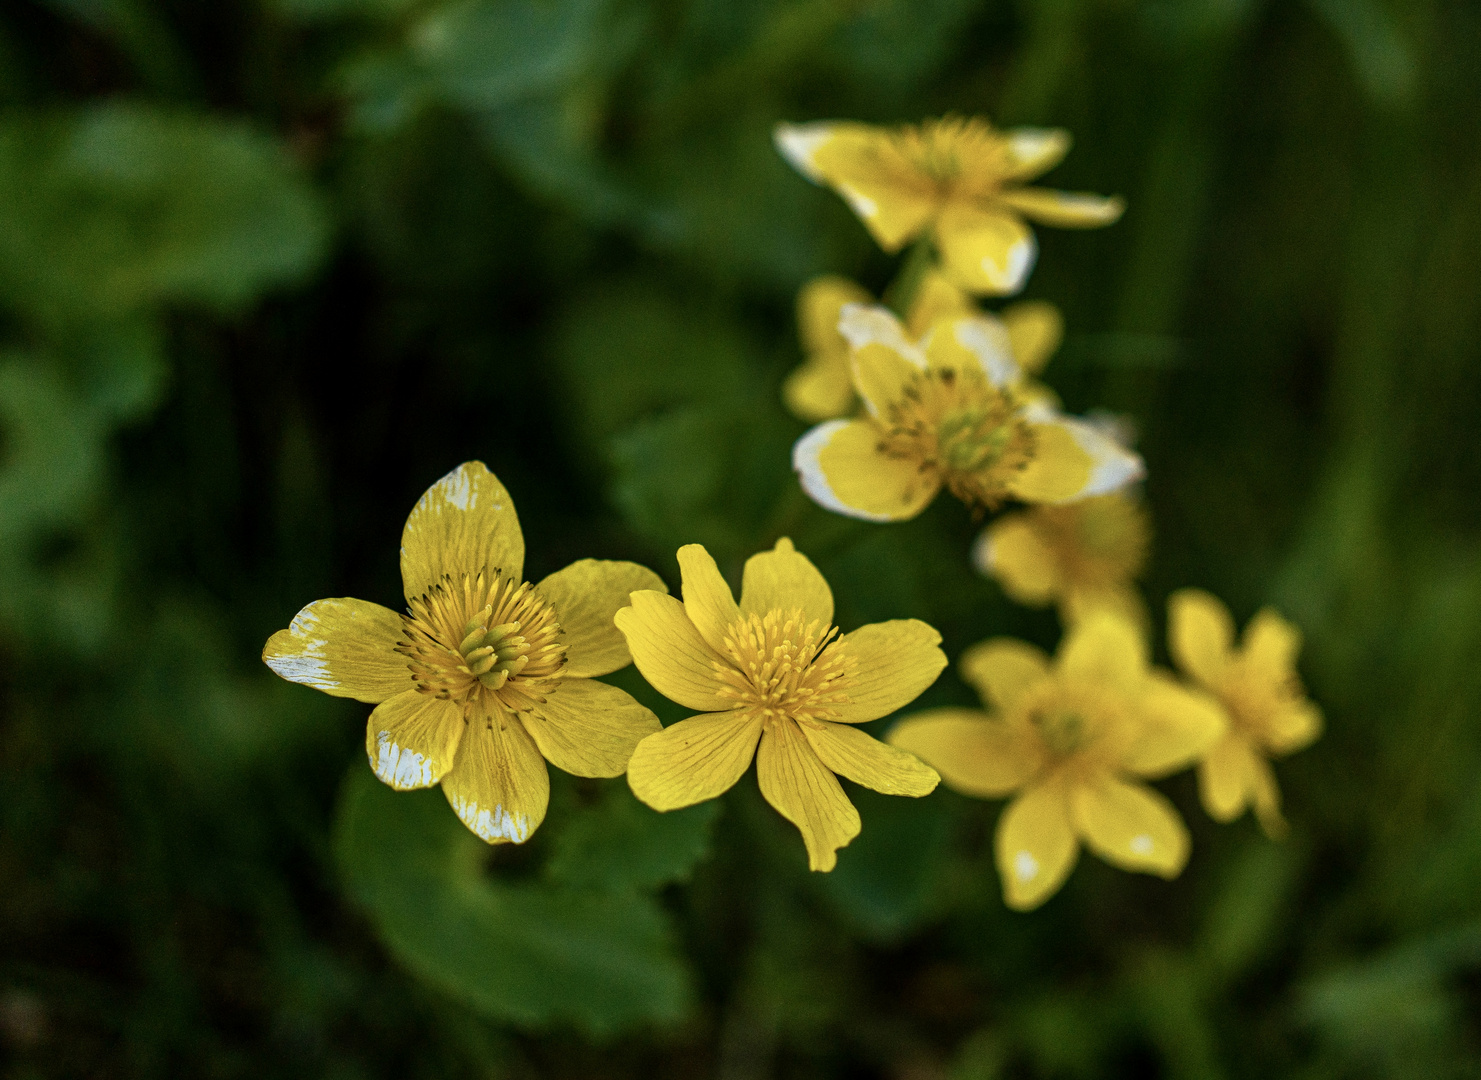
[1168,589,1323,838]
[263,461,664,845]
[614,538,944,871]
[889,611,1225,909]
[775,115,1124,295]
[973,492,1150,626]
[792,304,1142,522]
[783,270,1065,422]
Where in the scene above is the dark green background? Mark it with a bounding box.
[3,0,1480,1076]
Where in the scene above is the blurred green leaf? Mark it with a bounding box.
[546,782,719,892]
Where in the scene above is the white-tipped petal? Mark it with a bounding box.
[773,121,834,182]
[794,420,891,523]
[837,304,928,368]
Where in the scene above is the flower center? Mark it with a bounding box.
[1029,707,1091,757]
[398,571,566,714]
[712,608,855,724]
[877,367,1035,510]
[1033,496,1150,590]
[892,116,1004,194]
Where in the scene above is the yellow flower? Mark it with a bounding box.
[1168,589,1323,838]
[792,304,1142,521]
[614,538,945,871]
[973,492,1150,626]
[889,611,1225,909]
[783,269,1065,422]
[775,115,1124,295]
[262,461,664,845]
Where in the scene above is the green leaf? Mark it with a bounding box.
[334,767,693,1035]
[546,782,719,893]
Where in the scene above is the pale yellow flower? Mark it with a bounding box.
[792,304,1141,522]
[775,116,1124,295]
[890,611,1225,909]
[263,461,663,844]
[973,492,1150,626]
[1168,589,1323,838]
[614,538,944,871]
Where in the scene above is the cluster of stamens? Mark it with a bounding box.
[888,116,1006,194]
[398,571,566,715]
[713,608,855,725]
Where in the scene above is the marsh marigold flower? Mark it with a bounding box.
[1168,589,1323,837]
[973,492,1151,626]
[263,462,664,844]
[614,538,944,871]
[792,304,1141,522]
[784,270,1065,423]
[775,116,1124,295]
[889,611,1225,909]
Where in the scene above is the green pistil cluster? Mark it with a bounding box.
[458,605,531,689]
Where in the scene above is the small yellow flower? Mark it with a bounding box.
[263,462,664,845]
[973,492,1151,626]
[775,116,1124,295]
[614,538,945,871]
[889,611,1225,909]
[1168,589,1323,838]
[792,304,1142,521]
[783,270,1065,422]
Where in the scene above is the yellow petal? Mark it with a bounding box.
[537,559,668,678]
[793,418,941,522]
[1002,300,1063,376]
[740,536,833,627]
[995,777,1079,910]
[756,717,861,871]
[829,619,947,723]
[400,461,524,602]
[365,689,464,790]
[520,677,661,778]
[804,720,939,796]
[1242,608,1302,680]
[614,591,731,712]
[627,711,763,811]
[1058,609,1147,694]
[442,709,549,844]
[1249,753,1288,839]
[1167,588,1234,688]
[1008,416,1143,504]
[958,637,1053,711]
[888,707,1042,798]
[783,354,856,422]
[1000,128,1071,181]
[904,269,975,338]
[973,514,1060,607]
[923,314,1018,386]
[996,187,1126,228]
[678,544,740,654]
[935,203,1037,296]
[774,121,939,251]
[1265,700,1323,755]
[1069,774,1188,877]
[1120,672,1228,777]
[798,274,873,356]
[263,597,409,703]
[838,303,927,417]
[1197,731,1258,823]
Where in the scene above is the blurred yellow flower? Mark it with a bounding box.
[889,611,1225,909]
[775,116,1124,295]
[263,461,663,845]
[783,270,1064,422]
[615,538,944,871]
[792,304,1141,521]
[1168,589,1323,837]
[973,492,1150,626]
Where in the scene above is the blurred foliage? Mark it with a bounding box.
[2,0,1480,1077]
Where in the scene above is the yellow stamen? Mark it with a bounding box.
[712,608,856,725]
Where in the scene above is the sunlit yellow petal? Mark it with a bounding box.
[1000,128,1071,181]
[904,269,975,338]
[1242,608,1302,680]
[995,777,1078,910]
[1120,673,1228,777]
[1070,774,1188,877]
[400,461,524,602]
[536,559,667,678]
[839,304,927,416]
[973,514,1060,607]
[798,274,873,356]
[739,536,833,627]
[442,710,549,844]
[756,718,861,871]
[958,637,1053,711]
[1168,588,1234,688]
[804,720,939,796]
[263,597,409,703]
[1057,609,1147,693]
[614,591,731,712]
[1002,300,1063,376]
[1249,754,1288,839]
[935,204,1038,295]
[783,354,856,422]
[1265,700,1323,755]
[923,315,1018,386]
[678,544,740,654]
[365,689,464,790]
[828,619,946,723]
[628,711,763,811]
[793,419,941,523]
[996,187,1126,228]
[520,677,661,779]
[1197,730,1258,823]
[889,707,1042,797]
[1007,420,1093,503]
